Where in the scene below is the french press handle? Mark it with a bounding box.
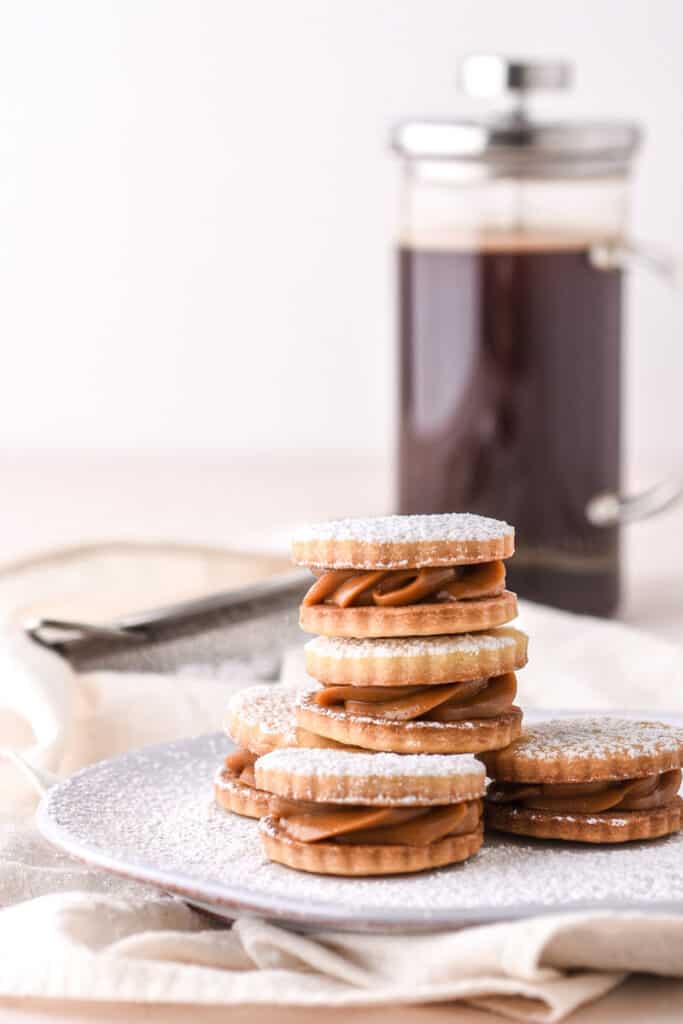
[586,241,683,526]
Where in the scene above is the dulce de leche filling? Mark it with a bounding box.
[226,749,258,787]
[302,561,505,608]
[487,768,682,814]
[314,673,517,722]
[277,798,482,847]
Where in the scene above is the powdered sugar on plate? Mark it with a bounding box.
[256,747,484,781]
[38,731,683,933]
[305,633,517,660]
[509,718,683,762]
[292,513,513,545]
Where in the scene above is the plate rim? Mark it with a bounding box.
[37,709,683,934]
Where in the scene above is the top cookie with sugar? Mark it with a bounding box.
[254,748,485,806]
[291,513,514,569]
[481,717,683,784]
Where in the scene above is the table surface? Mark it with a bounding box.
[1,450,681,1023]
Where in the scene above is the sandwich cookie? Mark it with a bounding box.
[216,684,352,819]
[293,513,517,637]
[297,630,527,754]
[257,748,486,876]
[482,717,683,844]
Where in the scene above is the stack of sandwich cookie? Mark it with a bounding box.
[293,513,517,638]
[257,748,486,875]
[216,684,354,819]
[293,512,527,757]
[215,511,530,876]
[482,717,683,843]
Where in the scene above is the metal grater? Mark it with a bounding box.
[25,570,310,677]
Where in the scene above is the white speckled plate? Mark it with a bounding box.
[37,709,683,933]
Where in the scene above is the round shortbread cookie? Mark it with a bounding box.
[299,591,517,638]
[224,685,300,755]
[260,817,484,875]
[304,628,528,686]
[480,717,683,784]
[485,798,683,844]
[291,513,514,570]
[224,684,349,755]
[296,691,523,755]
[254,747,485,806]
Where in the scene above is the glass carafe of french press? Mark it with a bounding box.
[392,55,681,616]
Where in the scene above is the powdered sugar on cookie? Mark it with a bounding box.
[305,633,517,659]
[292,513,512,545]
[226,685,310,744]
[256,747,484,781]
[511,718,683,762]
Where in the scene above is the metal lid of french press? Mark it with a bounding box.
[392,55,641,177]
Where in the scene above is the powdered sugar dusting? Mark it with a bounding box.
[40,732,683,931]
[214,765,238,791]
[226,684,317,744]
[292,513,512,545]
[499,807,633,828]
[509,718,683,763]
[306,633,517,659]
[256,747,484,781]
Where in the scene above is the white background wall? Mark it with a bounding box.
[1,0,681,468]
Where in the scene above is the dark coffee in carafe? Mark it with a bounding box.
[398,234,622,615]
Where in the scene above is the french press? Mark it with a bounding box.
[392,55,681,616]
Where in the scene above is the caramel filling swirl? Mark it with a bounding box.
[487,768,682,814]
[225,748,258,787]
[302,561,506,608]
[278,798,482,847]
[314,673,517,722]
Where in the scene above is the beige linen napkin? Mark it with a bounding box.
[1,544,683,1023]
